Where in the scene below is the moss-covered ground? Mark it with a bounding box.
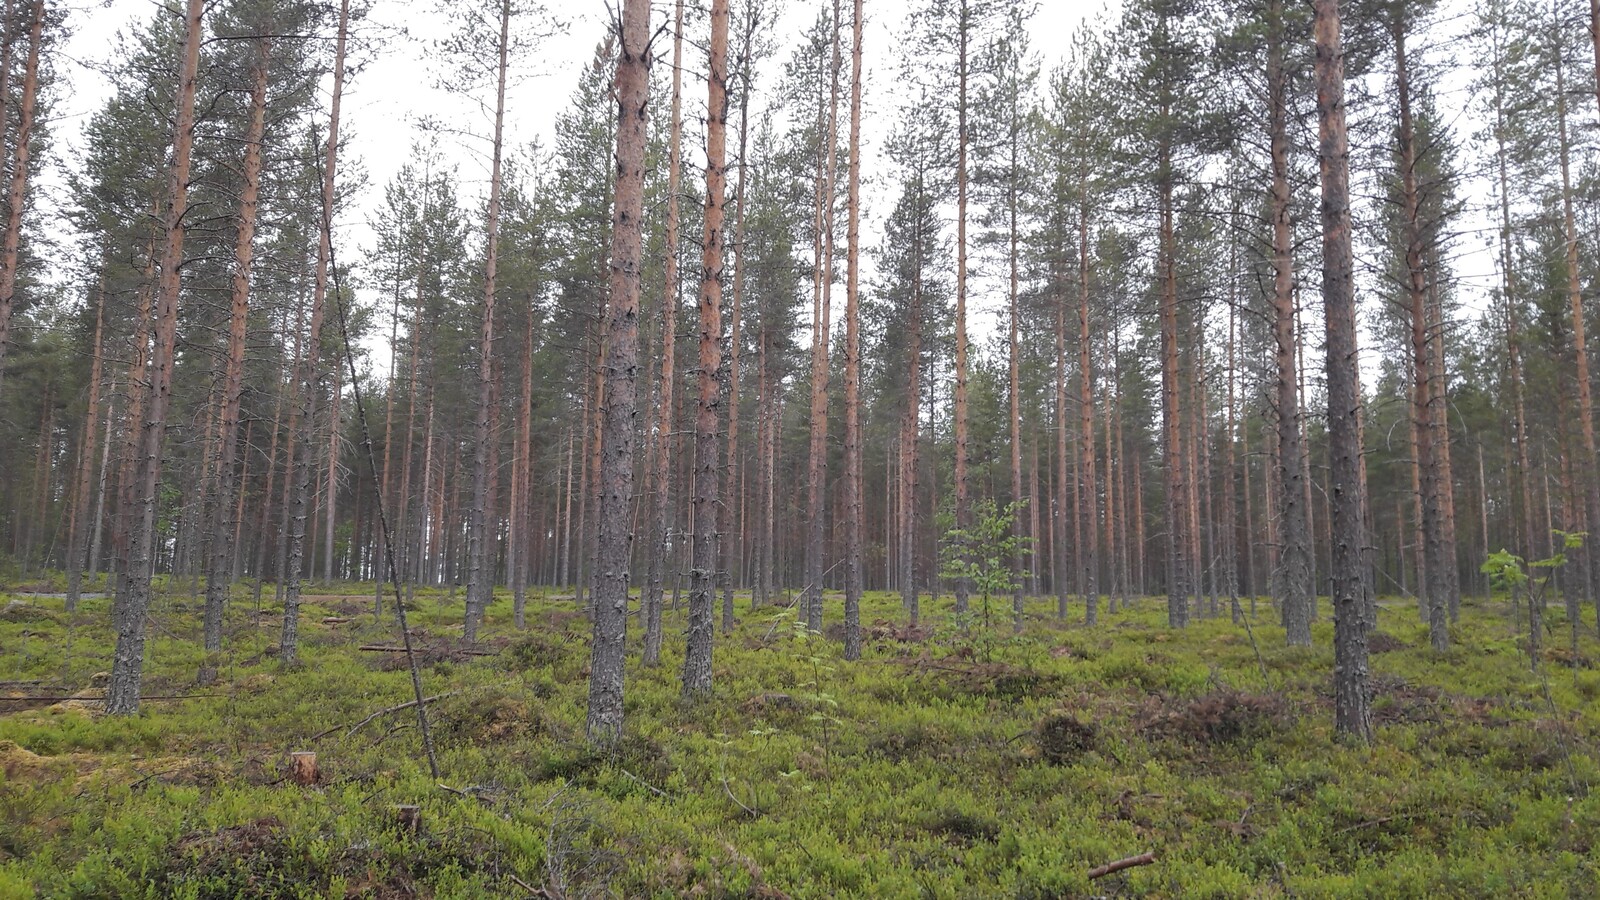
[1,580,1597,898]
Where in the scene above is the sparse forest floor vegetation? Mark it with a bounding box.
[2,583,1596,897]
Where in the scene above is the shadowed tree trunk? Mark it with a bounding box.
[804,3,841,634]
[1394,20,1448,652]
[952,1,973,619]
[66,277,107,612]
[1556,8,1600,633]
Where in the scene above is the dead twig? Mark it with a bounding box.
[358,644,498,656]
[618,767,674,799]
[308,691,459,742]
[1088,851,1156,880]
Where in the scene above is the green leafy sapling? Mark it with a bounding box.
[1482,530,1585,667]
[940,499,1033,638]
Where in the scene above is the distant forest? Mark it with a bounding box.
[0,0,1591,738]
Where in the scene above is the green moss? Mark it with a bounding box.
[0,584,1596,896]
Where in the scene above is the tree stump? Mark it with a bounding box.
[288,751,318,786]
[393,804,421,833]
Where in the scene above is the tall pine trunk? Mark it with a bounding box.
[1315,0,1372,742]
[585,0,650,743]
[952,1,972,618]
[842,0,864,658]
[643,0,684,666]
[1395,22,1448,652]
[465,0,512,643]
[107,0,204,714]
[202,38,272,683]
[684,0,729,697]
[66,278,107,612]
[0,0,42,390]
[281,0,350,666]
[1269,0,1312,644]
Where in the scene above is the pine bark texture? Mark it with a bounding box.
[108,0,205,715]
[1315,0,1373,742]
[684,0,728,698]
[842,0,865,659]
[585,0,650,743]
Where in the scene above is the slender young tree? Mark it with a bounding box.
[643,0,684,667]
[585,0,650,744]
[462,0,516,644]
[803,4,842,633]
[280,0,351,667]
[65,278,107,612]
[841,0,865,659]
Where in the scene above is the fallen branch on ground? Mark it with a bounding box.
[308,691,459,742]
[1088,851,1156,879]
[358,644,498,656]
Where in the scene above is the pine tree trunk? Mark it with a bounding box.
[585,0,650,743]
[281,0,349,666]
[1077,190,1097,626]
[512,305,534,625]
[107,0,204,715]
[66,279,107,612]
[465,0,511,644]
[1395,23,1448,651]
[1492,26,1537,572]
[720,5,757,633]
[1269,0,1312,644]
[1556,16,1600,630]
[202,39,270,682]
[1158,165,1188,628]
[841,0,864,658]
[1053,237,1069,620]
[0,0,42,390]
[685,0,729,697]
[804,5,840,634]
[644,0,685,666]
[1315,0,1372,741]
[952,1,972,618]
[322,357,342,583]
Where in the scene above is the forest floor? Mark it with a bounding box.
[0,579,1597,898]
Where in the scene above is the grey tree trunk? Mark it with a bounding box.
[202,38,271,684]
[0,0,42,392]
[842,0,864,659]
[107,0,204,715]
[1314,0,1373,742]
[684,0,729,699]
[281,0,350,667]
[585,0,650,744]
[643,0,685,667]
[465,0,512,644]
[1268,0,1312,645]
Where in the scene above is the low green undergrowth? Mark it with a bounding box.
[1,581,1596,897]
